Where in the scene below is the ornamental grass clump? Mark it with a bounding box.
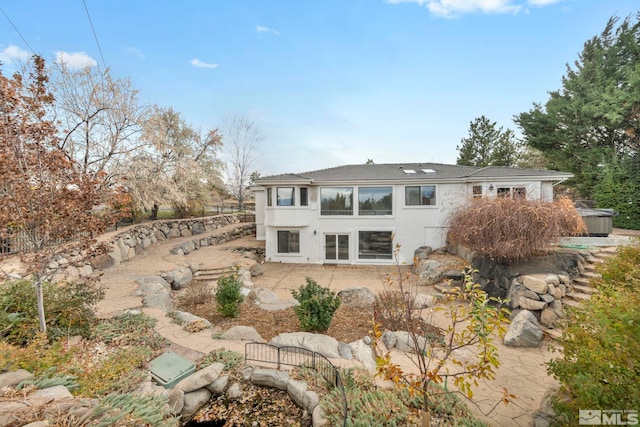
[447,196,586,262]
[291,278,340,332]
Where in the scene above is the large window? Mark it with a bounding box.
[277,187,294,206]
[277,230,300,253]
[405,186,436,206]
[498,187,526,199]
[321,187,353,215]
[358,231,392,260]
[359,187,392,215]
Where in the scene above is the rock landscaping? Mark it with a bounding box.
[443,245,615,347]
[41,214,255,284]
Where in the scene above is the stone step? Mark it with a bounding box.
[584,264,599,274]
[566,291,591,302]
[593,248,617,258]
[543,328,563,341]
[571,284,599,295]
[194,267,237,281]
[562,298,582,309]
[582,271,601,279]
[573,276,594,287]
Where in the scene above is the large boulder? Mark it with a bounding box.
[221,326,264,341]
[390,331,429,354]
[135,277,173,311]
[522,275,549,295]
[167,267,193,290]
[337,287,376,309]
[415,260,444,286]
[270,332,341,359]
[173,311,212,329]
[251,368,289,390]
[0,369,33,388]
[248,288,281,305]
[349,339,376,372]
[504,310,543,347]
[175,362,224,393]
[181,388,211,418]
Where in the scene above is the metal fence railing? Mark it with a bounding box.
[0,230,91,256]
[245,342,348,426]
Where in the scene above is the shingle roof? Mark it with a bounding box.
[255,163,572,184]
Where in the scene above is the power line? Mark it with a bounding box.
[82,0,106,69]
[0,5,36,55]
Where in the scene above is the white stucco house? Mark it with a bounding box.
[252,163,572,265]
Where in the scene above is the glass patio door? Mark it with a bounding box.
[325,234,349,262]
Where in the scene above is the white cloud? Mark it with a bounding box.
[190,58,219,69]
[256,25,281,36]
[386,0,524,17]
[55,51,97,68]
[527,0,563,5]
[0,45,30,64]
[125,46,145,59]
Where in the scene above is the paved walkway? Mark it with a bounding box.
[95,225,557,426]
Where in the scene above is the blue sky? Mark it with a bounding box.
[1,1,638,176]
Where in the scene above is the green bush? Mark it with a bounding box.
[547,244,640,425]
[0,279,104,345]
[291,278,340,332]
[215,274,244,318]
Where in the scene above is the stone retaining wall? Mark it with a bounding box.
[45,214,256,282]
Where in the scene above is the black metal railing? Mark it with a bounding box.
[0,229,91,256]
[245,342,348,425]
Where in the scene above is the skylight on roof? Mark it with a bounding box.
[422,169,436,173]
[403,169,417,174]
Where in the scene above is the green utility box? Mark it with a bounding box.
[148,351,195,389]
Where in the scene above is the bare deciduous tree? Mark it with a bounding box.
[53,63,149,185]
[0,56,129,335]
[222,114,263,209]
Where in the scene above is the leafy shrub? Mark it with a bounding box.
[215,274,244,318]
[291,278,340,332]
[447,197,586,262]
[0,279,104,345]
[547,243,640,424]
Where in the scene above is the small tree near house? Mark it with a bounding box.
[0,56,130,336]
[373,244,514,427]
